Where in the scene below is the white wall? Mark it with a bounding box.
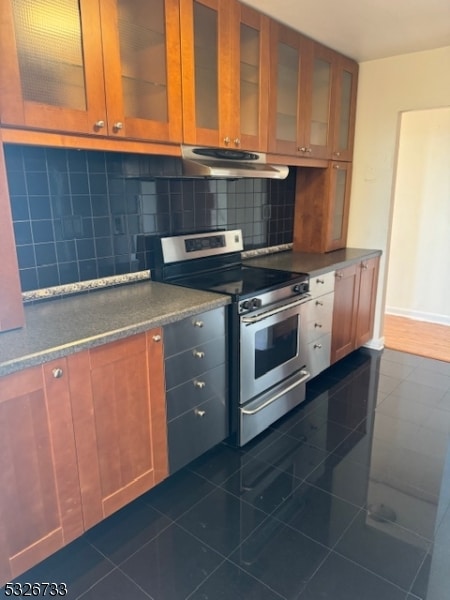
[386,107,450,324]
[347,46,450,345]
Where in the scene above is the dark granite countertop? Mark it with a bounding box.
[0,280,230,376]
[243,247,382,276]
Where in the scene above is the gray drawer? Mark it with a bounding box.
[165,337,226,389]
[168,395,229,473]
[309,271,335,298]
[164,307,226,357]
[166,364,226,421]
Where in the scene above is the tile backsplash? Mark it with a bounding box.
[5,145,296,292]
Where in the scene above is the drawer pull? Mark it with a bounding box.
[314,323,322,328]
[193,380,206,389]
[315,300,323,306]
[52,368,63,379]
[313,343,323,349]
[192,350,205,359]
[316,278,325,284]
[193,320,204,328]
[195,409,206,418]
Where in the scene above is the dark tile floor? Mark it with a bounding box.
[2,348,450,600]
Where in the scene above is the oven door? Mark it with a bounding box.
[240,297,308,404]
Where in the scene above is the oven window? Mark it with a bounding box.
[254,315,298,378]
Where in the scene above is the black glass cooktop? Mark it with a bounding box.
[171,265,307,299]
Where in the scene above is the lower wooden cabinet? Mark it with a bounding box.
[331,256,380,363]
[0,328,168,585]
[0,359,83,584]
[68,330,168,529]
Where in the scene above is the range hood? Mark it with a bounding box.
[117,145,289,180]
[180,145,289,179]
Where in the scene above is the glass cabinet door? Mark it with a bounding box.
[2,0,106,134]
[237,5,269,151]
[307,43,333,158]
[268,22,305,156]
[331,56,358,161]
[103,0,183,142]
[327,161,352,251]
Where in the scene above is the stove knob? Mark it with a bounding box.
[241,300,251,311]
[251,298,262,310]
[293,283,304,294]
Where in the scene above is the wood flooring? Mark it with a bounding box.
[383,314,450,363]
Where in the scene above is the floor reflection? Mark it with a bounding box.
[4,348,450,599]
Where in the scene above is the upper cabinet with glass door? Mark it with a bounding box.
[330,55,358,161]
[180,0,269,151]
[0,0,183,144]
[268,24,334,160]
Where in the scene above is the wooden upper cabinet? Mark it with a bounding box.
[0,0,183,143]
[68,330,168,530]
[180,0,269,151]
[0,133,24,332]
[330,55,358,161]
[0,359,84,585]
[268,24,333,160]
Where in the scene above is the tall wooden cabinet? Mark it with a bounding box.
[180,0,269,150]
[68,330,168,529]
[0,0,183,143]
[0,131,24,332]
[331,257,380,363]
[0,359,83,584]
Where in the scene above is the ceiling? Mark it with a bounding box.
[241,0,450,62]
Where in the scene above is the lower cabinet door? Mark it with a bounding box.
[0,360,83,585]
[69,330,168,529]
[168,393,228,473]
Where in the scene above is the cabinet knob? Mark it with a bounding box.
[361,263,368,270]
[52,368,63,379]
[193,380,206,389]
[223,136,231,145]
[334,151,341,157]
[298,146,307,152]
[234,138,240,147]
[336,272,343,279]
[194,408,206,418]
[94,120,105,129]
[193,320,204,328]
[192,349,205,359]
[313,343,323,350]
[152,334,161,342]
[306,147,312,153]
[334,164,340,169]
[315,300,323,306]
[314,323,322,328]
[113,121,123,131]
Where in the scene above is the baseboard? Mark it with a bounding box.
[385,307,450,327]
[363,336,385,351]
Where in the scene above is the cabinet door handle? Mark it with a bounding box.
[315,300,323,306]
[193,320,204,328]
[234,138,240,146]
[194,409,206,418]
[152,334,161,342]
[192,350,205,359]
[334,151,341,157]
[113,121,123,131]
[223,136,231,145]
[94,120,105,129]
[313,343,323,349]
[314,323,322,328]
[52,368,63,378]
[193,380,206,389]
[361,263,368,270]
[298,146,307,152]
[336,272,343,279]
[334,164,340,169]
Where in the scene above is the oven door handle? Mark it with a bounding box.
[241,369,310,415]
[241,294,311,324]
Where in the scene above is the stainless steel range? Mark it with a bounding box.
[152,229,311,446]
